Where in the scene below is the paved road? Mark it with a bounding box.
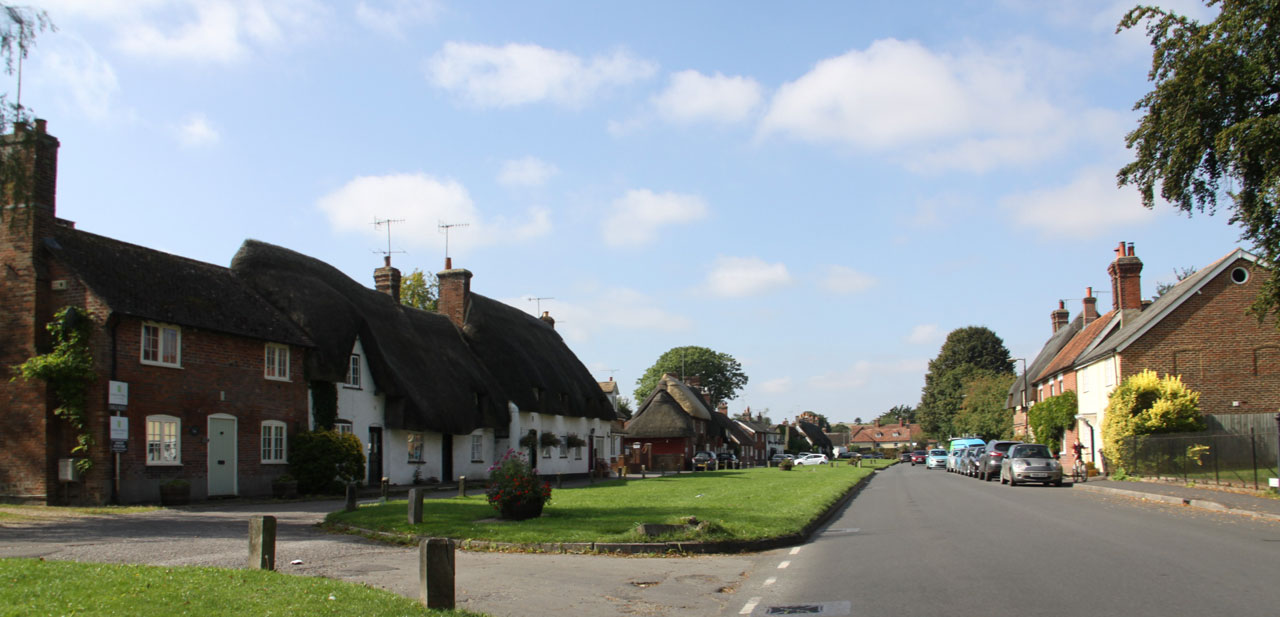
[732,464,1280,616]
[0,498,755,617]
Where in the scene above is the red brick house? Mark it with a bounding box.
[622,374,713,470]
[0,122,312,505]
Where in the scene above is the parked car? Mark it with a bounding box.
[692,451,718,470]
[963,446,986,477]
[977,440,1023,481]
[899,452,913,462]
[947,447,967,473]
[863,452,885,459]
[1001,443,1063,486]
[795,453,829,466]
[837,451,858,459]
[926,449,948,469]
[910,450,927,465]
[716,452,738,468]
[770,453,794,464]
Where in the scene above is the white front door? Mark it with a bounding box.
[208,415,237,496]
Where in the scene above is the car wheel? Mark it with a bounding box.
[1053,479,1064,487]
[1008,475,1017,487]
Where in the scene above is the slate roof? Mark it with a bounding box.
[44,226,310,347]
[1076,249,1259,366]
[1007,314,1082,408]
[1035,309,1118,382]
[847,423,923,445]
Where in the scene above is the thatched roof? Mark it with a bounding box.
[230,240,509,434]
[44,227,310,346]
[624,374,713,438]
[709,412,754,445]
[460,295,615,421]
[797,421,832,451]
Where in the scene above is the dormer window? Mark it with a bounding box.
[141,322,181,368]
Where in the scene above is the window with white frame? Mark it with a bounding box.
[407,432,424,462]
[560,434,568,458]
[141,323,181,367]
[146,415,181,465]
[595,436,604,460]
[264,343,290,381]
[471,434,483,462]
[344,354,362,388]
[334,420,353,436]
[261,421,287,463]
[574,439,583,460]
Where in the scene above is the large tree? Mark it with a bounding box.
[917,327,1014,439]
[952,372,1017,441]
[633,345,748,406]
[876,404,916,425]
[1118,0,1280,328]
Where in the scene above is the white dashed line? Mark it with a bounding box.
[778,560,791,569]
[740,596,761,615]
[764,576,777,586]
[789,547,802,555]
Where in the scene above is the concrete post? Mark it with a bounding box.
[419,538,455,609]
[458,476,467,498]
[408,488,424,525]
[641,465,646,479]
[345,483,357,512]
[380,477,389,501]
[248,516,276,570]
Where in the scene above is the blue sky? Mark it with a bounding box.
[22,0,1241,424]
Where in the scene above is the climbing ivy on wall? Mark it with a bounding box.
[310,380,337,430]
[12,306,96,472]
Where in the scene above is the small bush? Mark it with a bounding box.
[289,430,365,494]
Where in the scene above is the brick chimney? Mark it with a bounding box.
[436,267,473,329]
[1081,287,1099,324]
[1108,241,1144,311]
[539,311,555,329]
[1051,301,1069,333]
[717,401,729,415]
[373,256,401,303]
[2,119,59,215]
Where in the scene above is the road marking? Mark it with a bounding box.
[778,560,791,569]
[764,576,777,586]
[740,597,762,615]
[789,547,802,555]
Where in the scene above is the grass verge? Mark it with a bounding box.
[0,558,486,617]
[327,459,891,545]
[0,505,160,522]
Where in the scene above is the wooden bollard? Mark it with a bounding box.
[408,488,423,525]
[458,476,467,498]
[248,515,276,570]
[420,538,455,609]
[380,477,389,501]
[641,465,646,479]
[345,483,358,512]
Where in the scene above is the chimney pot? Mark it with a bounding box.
[34,119,46,134]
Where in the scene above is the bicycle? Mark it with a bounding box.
[1072,458,1088,483]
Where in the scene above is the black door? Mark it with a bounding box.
[442,434,454,482]
[367,427,383,485]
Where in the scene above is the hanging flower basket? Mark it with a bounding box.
[539,433,562,449]
[518,432,538,449]
[565,434,587,449]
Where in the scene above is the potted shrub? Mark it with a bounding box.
[159,478,190,506]
[272,473,298,499]
[485,449,552,520]
[778,458,794,471]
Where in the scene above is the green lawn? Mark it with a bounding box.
[328,459,891,545]
[0,504,159,522]
[0,558,486,617]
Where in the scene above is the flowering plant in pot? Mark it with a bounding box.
[485,449,551,520]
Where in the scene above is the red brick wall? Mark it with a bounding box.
[1120,258,1280,416]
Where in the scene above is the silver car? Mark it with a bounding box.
[1000,443,1064,486]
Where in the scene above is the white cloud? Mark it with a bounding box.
[759,38,1083,172]
[46,0,324,64]
[498,156,558,188]
[355,0,441,36]
[759,377,793,394]
[706,256,792,298]
[425,42,656,108]
[499,287,692,344]
[38,37,119,121]
[316,173,551,253]
[177,113,220,147]
[808,358,924,391]
[1001,166,1158,237]
[601,189,708,248]
[820,265,876,295]
[650,70,763,124]
[905,324,941,345]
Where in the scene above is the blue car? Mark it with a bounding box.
[926,449,948,469]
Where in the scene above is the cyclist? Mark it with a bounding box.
[1071,441,1086,481]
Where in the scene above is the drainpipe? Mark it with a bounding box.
[1080,417,1097,470]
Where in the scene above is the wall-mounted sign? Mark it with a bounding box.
[108,381,128,410]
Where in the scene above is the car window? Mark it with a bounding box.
[1015,445,1052,458]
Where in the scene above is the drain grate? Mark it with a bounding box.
[760,601,851,616]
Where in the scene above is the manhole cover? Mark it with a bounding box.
[761,601,851,616]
